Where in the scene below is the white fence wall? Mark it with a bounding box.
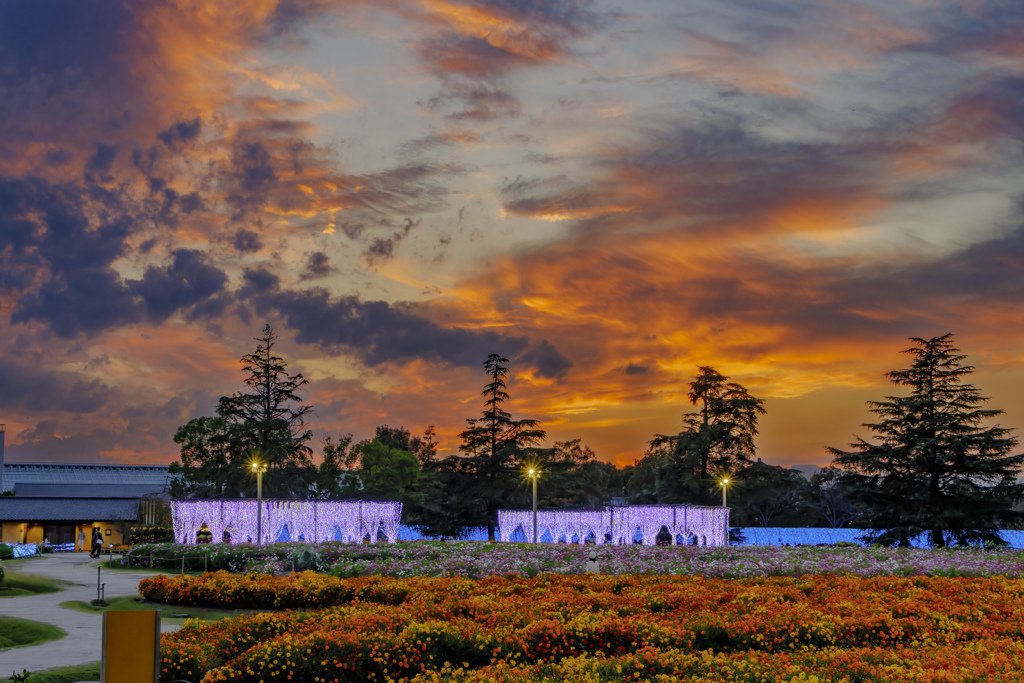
[498,505,730,547]
[171,499,402,545]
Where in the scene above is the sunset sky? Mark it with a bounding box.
[2,0,1023,470]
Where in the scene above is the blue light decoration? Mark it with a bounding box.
[497,505,730,547]
[171,499,402,545]
[12,542,39,558]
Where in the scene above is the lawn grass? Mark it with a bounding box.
[0,615,66,650]
[90,558,177,573]
[0,572,70,598]
[1,661,100,683]
[59,595,237,625]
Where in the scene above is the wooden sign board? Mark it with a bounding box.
[101,610,160,683]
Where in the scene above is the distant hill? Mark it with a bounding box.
[790,464,824,480]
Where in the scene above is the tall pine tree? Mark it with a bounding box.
[828,334,1024,547]
[217,324,314,486]
[458,354,546,540]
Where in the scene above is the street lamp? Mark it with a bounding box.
[719,476,731,507]
[528,468,539,543]
[521,460,542,543]
[251,460,267,544]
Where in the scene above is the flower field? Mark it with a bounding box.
[154,573,1024,682]
[128,540,1024,579]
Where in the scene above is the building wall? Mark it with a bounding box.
[0,520,126,546]
[2,521,25,544]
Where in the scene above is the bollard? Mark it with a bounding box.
[181,556,185,574]
[97,567,102,602]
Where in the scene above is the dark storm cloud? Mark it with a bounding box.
[14,269,141,337]
[133,249,230,323]
[157,118,203,150]
[84,143,119,182]
[299,251,334,280]
[241,266,281,294]
[251,287,556,370]
[365,237,396,265]
[0,177,231,336]
[233,228,263,253]
[0,0,131,78]
[519,339,573,379]
[0,356,112,414]
[624,363,648,375]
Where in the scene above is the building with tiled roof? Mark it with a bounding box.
[0,427,172,547]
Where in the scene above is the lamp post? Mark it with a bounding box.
[528,468,539,543]
[720,476,731,507]
[251,461,267,544]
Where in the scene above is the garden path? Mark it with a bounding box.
[0,552,177,679]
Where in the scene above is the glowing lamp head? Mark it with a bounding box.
[528,469,535,475]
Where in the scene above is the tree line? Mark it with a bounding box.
[170,327,1024,546]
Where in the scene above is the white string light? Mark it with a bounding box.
[171,499,402,545]
[497,505,729,547]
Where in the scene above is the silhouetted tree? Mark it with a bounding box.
[731,460,812,527]
[170,324,314,498]
[312,433,354,499]
[457,354,546,540]
[169,416,234,498]
[650,367,765,504]
[807,467,864,529]
[536,439,612,510]
[217,325,313,484]
[829,334,1024,547]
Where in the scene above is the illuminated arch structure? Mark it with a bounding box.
[498,505,729,547]
[171,500,402,545]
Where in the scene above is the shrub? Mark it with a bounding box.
[129,526,175,545]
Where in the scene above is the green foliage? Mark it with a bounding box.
[829,334,1024,547]
[0,615,66,650]
[129,526,175,545]
[359,440,423,503]
[0,564,4,584]
[124,542,342,574]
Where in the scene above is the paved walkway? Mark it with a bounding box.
[0,552,177,678]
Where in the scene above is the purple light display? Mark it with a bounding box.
[171,499,402,545]
[497,505,729,547]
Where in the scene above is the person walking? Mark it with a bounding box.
[90,527,102,558]
[77,527,86,552]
